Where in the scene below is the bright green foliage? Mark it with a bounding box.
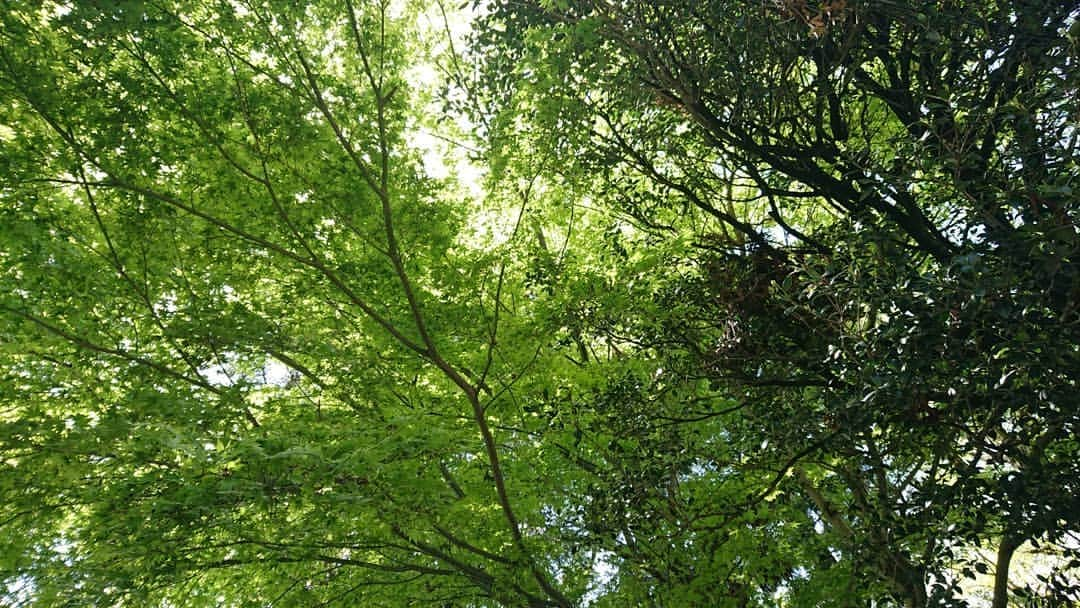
[0,1,582,606]
[2,0,1079,607]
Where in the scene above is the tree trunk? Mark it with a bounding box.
[992,535,1021,608]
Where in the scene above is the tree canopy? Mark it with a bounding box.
[1,0,1078,606]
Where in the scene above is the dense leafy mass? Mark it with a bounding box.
[1,0,1078,606]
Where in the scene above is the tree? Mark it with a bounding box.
[467,0,1080,605]
[0,1,585,605]
[2,0,1078,606]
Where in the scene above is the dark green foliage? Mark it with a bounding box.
[470,0,1080,605]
